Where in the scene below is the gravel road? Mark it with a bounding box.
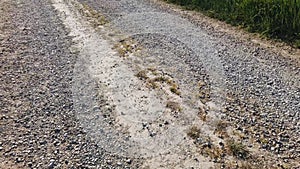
[0,0,140,168]
[0,0,299,168]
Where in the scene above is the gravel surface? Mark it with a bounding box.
[78,0,300,167]
[0,0,140,168]
[1,0,299,168]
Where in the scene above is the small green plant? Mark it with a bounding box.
[226,139,249,159]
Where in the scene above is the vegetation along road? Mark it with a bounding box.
[0,0,299,168]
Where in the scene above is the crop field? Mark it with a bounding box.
[166,0,300,47]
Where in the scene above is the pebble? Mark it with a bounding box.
[48,159,55,169]
[106,160,112,165]
[126,159,132,164]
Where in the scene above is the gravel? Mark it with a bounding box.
[78,0,299,166]
[1,0,299,168]
[0,0,140,168]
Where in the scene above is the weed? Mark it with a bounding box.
[215,120,229,131]
[198,83,211,103]
[187,126,201,139]
[135,70,148,80]
[147,79,159,89]
[79,3,107,27]
[226,139,249,159]
[114,38,138,57]
[153,76,169,82]
[198,81,206,88]
[166,101,182,112]
[136,68,182,96]
[214,120,229,138]
[170,84,181,95]
[116,47,126,57]
[147,76,169,89]
[238,161,258,169]
[166,79,175,85]
[198,109,207,121]
[194,135,225,161]
[147,67,157,72]
[203,145,224,161]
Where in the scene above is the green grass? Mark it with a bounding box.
[165,0,300,48]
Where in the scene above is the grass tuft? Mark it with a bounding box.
[198,109,207,121]
[214,120,229,139]
[166,101,182,112]
[170,84,181,95]
[187,126,201,139]
[136,70,149,80]
[79,3,108,27]
[226,139,250,159]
